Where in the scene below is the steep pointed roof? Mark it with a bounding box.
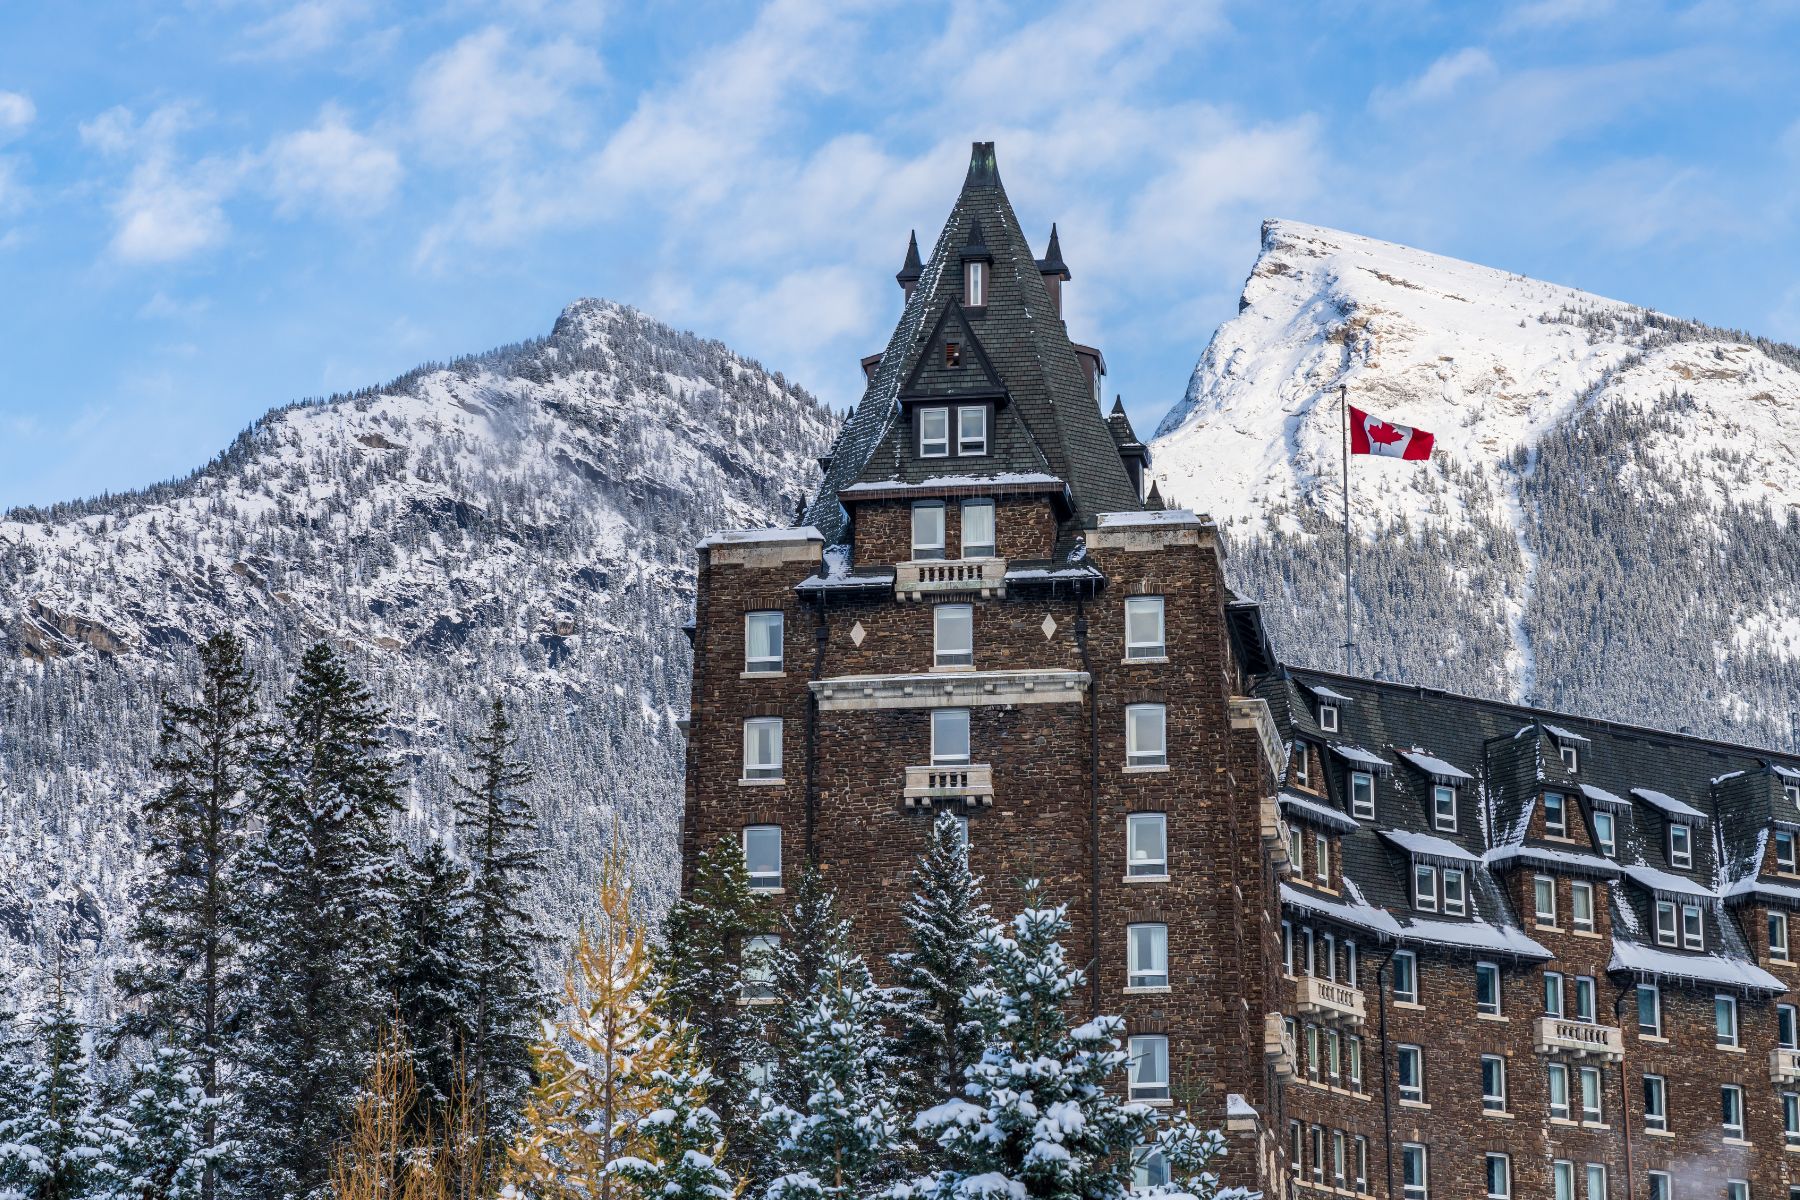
[895,231,922,285]
[1037,223,1069,279]
[806,142,1142,545]
[1106,396,1146,457]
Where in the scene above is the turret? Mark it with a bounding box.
[1036,223,1070,316]
[895,230,922,300]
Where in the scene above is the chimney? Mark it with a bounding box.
[1036,223,1070,317]
[895,230,922,300]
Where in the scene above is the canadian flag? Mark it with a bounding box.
[1349,404,1435,460]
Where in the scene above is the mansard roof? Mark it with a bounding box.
[805,142,1142,546]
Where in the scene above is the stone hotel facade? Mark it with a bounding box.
[679,143,1800,1198]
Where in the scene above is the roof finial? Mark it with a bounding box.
[964,141,999,188]
[1038,223,1070,280]
[895,230,922,296]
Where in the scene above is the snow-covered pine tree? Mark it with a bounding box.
[888,812,991,1123]
[507,845,676,1200]
[768,867,851,1025]
[756,948,905,1200]
[898,884,1246,1200]
[234,642,406,1200]
[91,1047,214,1200]
[0,972,106,1200]
[605,1031,734,1200]
[449,698,542,1131]
[0,1004,40,1199]
[390,839,476,1126]
[656,837,768,1179]
[112,632,263,1200]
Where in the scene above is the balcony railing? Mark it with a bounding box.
[896,558,1007,600]
[1263,1012,1296,1078]
[1533,1017,1624,1062]
[903,763,994,808]
[1294,976,1367,1026]
[1772,1048,1800,1084]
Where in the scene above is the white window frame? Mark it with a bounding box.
[1574,975,1596,1023]
[1716,993,1740,1048]
[933,604,973,668]
[742,934,779,1001]
[1400,1143,1428,1200]
[1781,1001,1798,1049]
[1126,1034,1169,1102]
[1561,743,1580,773]
[1645,1171,1669,1200]
[1787,780,1800,809]
[1485,1152,1510,1200]
[1544,790,1568,837]
[1638,984,1662,1037]
[1571,881,1594,932]
[1318,703,1339,733]
[1475,962,1501,1016]
[1775,910,1792,962]
[1397,1044,1424,1104]
[959,499,995,558]
[1586,1165,1608,1200]
[1579,1064,1603,1124]
[911,501,946,559]
[1125,704,1167,770]
[1414,862,1438,912]
[1443,867,1466,916]
[1315,833,1330,885]
[1655,900,1677,946]
[1126,922,1168,990]
[957,405,988,456]
[1392,950,1418,1005]
[1354,1136,1369,1193]
[931,708,971,766]
[1286,824,1304,875]
[1432,784,1457,831]
[1779,829,1798,874]
[1534,875,1557,926]
[1543,971,1565,1018]
[1725,1183,1747,1200]
[1681,903,1704,950]
[1784,1091,1800,1145]
[1547,1063,1570,1121]
[1723,1083,1746,1138]
[1643,1073,1666,1132]
[1293,745,1310,788]
[742,825,782,891]
[742,717,783,781]
[1481,1053,1507,1112]
[743,610,784,674]
[1124,596,1166,660]
[1349,770,1375,819]
[964,259,987,307]
[1593,809,1616,858]
[1126,812,1167,879]
[919,407,950,458]
[1131,1144,1169,1192]
[1669,822,1692,868]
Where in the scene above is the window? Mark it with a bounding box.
[1645,1172,1669,1200]
[1349,771,1375,819]
[1125,814,1167,879]
[1776,910,1792,961]
[1414,863,1438,912]
[1722,1084,1745,1138]
[1304,1023,1319,1080]
[1481,1055,1506,1112]
[1293,746,1310,788]
[1785,1091,1799,1146]
[1716,994,1739,1047]
[1485,1153,1510,1200]
[934,604,973,668]
[1788,779,1800,808]
[1315,833,1331,884]
[931,708,970,765]
[743,717,783,780]
[1393,951,1418,1004]
[1561,744,1580,773]
[1534,875,1556,926]
[1326,1026,1341,1083]
[1400,1144,1427,1200]
[1353,1136,1369,1193]
[1346,941,1359,987]
[1125,704,1166,769]
[743,826,781,891]
[1127,923,1167,989]
[1347,1034,1364,1091]
[1303,927,1315,976]
[1593,810,1616,857]
[1319,702,1339,733]
[964,260,987,307]
[1726,1184,1747,1200]
[1397,1044,1423,1103]
[943,340,962,368]
[1124,596,1166,659]
[1779,830,1798,873]
[1332,1129,1346,1188]
[957,406,987,456]
[1545,791,1568,837]
[1287,1122,1302,1176]
[1574,975,1596,1023]
[1443,868,1466,916]
[1544,972,1566,1018]
[1476,962,1501,1016]
[1638,984,1661,1036]
[1286,823,1304,874]
[742,934,779,1001]
[1586,1165,1608,1200]
[1320,932,1336,980]
[959,500,995,557]
[1547,1063,1570,1120]
[1578,1065,1602,1124]
[744,611,784,673]
[1781,1002,1798,1048]
[1655,900,1677,946]
[1643,1073,1666,1131]
[1432,784,1457,831]
[911,501,946,558]
[1571,882,1594,932]
[1130,1145,1168,1192]
[1669,822,1692,868]
[1309,1126,1324,1184]
[919,407,950,457]
[1126,1034,1168,1101]
[1681,904,1703,950]
[1553,1162,1574,1200]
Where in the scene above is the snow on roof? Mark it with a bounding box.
[1093,508,1207,528]
[1542,723,1591,745]
[1483,844,1621,877]
[1631,787,1708,824]
[1776,764,1800,780]
[1279,791,1359,834]
[1283,880,1550,958]
[839,473,1064,494]
[795,569,894,592]
[1381,829,1478,863]
[1281,882,1400,939]
[1225,1093,1258,1120]
[1712,770,1746,785]
[1331,744,1393,771]
[1724,877,1800,906]
[1302,681,1354,703]
[1398,749,1473,782]
[1609,939,1785,994]
[1003,565,1105,581]
[697,525,822,548]
[1622,863,1713,899]
[1578,783,1632,809]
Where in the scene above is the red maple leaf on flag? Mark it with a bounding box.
[1365,420,1405,446]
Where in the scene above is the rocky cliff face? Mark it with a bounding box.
[1153,220,1800,745]
[0,299,836,993]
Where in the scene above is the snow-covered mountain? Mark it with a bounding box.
[0,299,834,994]
[1154,219,1800,746]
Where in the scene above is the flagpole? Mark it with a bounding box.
[1341,384,1353,676]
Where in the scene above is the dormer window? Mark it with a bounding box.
[944,341,962,367]
[1560,744,1579,773]
[1443,868,1466,916]
[920,407,950,457]
[957,406,987,455]
[1349,771,1375,820]
[1319,703,1339,733]
[1432,785,1457,832]
[1543,791,1568,838]
[1669,822,1693,869]
[1292,745,1310,789]
[964,260,987,307]
[1786,780,1800,809]
[1592,810,1617,858]
[1778,830,1797,874]
[1681,903,1704,950]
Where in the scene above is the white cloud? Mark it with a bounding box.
[0,92,33,142]
[268,106,402,218]
[80,104,242,264]
[1371,48,1498,113]
[1499,0,1616,30]
[241,0,370,59]
[410,26,603,160]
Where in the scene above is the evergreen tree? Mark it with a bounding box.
[113,632,262,1200]
[0,977,106,1200]
[92,1048,214,1200]
[391,840,476,1126]
[234,643,405,1200]
[449,699,541,1130]
[0,1005,40,1199]
[605,1038,734,1200]
[897,885,1245,1200]
[888,813,991,1123]
[756,949,905,1200]
[657,838,768,1179]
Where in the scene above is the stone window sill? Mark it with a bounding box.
[930,663,976,674]
[1582,1121,1611,1131]
[750,887,787,897]
[736,997,778,1008]
[1477,1013,1508,1023]
[1483,1109,1514,1120]
[1572,929,1603,939]
[741,669,786,680]
[1642,1128,1673,1139]
[1124,873,1170,884]
[1639,1033,1668,1043]
[1123,655,1169,665]
[1123,763,1170,774]
[1724,1137,1753,1148]
[1398,1100,1430,1112]
[1393,1001,1425,1012]
[1718,1044,1747,1054]
[1123,985,1172,995]
[1132,1096,1173,1108]
[1535,922,1562,933]
[739,777,786,787]
[1549,1117,1578,1127]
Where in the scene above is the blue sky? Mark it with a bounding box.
[2,0,1798,510]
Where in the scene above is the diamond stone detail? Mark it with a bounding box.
[850,620,867,646]
[1040,614,1057,640]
